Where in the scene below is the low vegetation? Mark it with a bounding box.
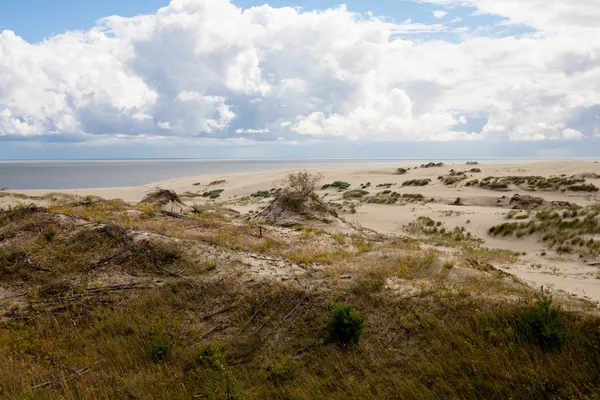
[402,178,431,187]
[395,168,408,175]
[322,181,351,191]
[489,205,600,256]
[407,216,484,245]
[420,162,444,168]
[1,177,600,399]
[478,175,598,192]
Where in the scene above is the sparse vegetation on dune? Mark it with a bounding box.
[1,177,600,399]
[489,204,600,256]
[322,181,351,191]
[402,178,431,187]
[477,175,599,192]
[420,162,444,168]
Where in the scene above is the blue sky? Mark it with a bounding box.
[1,0,599,159]
[0,0,506,43]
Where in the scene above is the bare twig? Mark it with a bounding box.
[200,305,237,321]
[237,298,269,335]
[161,210,190,219]
[32,360,103,390]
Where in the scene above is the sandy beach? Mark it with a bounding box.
[3,160,600,302]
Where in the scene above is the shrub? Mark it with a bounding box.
[343,189,369,199]
[283,171,324,196]
[402,179,431,187]
[147,335,172,362]
[203,189,224,199]
[517,293,568,351]
[328,303,364,346]
[43,226,56,242]
[395,168,408,175]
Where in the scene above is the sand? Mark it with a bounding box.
[2,160,600,302]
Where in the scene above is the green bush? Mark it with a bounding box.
[43,226,56,242]
[147,335,172,362]
[517,293,568,351]
[328,304,364,346]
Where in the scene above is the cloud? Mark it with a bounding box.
[433,10,448,19]
[1,0,600,145]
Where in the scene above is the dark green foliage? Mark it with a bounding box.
[395,168,408,175]
[328,304,364,346]
[203,189,225,199]
[568,183,599,192]
[147,335,171,362]
[517,294,568,351]
[421,162,444,168]
[322,181,351,190]
[403,179,431,187]
[43,226,56,242]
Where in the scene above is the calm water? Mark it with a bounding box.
[0,158,550,190]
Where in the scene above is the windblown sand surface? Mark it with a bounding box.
[3,160,600,302]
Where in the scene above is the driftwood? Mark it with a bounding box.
[200,305,237,321]
[161,210,190,219]
[32,360,103,390]
[237,298,269,335]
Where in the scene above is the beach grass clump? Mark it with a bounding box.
[251,188,280,199]
[407,217,482,245]
[342,189,369,200]
[202,189,224,199]
[466,161,479,165]
[322,181,351,191]
[477,175,597,192]
[141,188,182,205]
[402,179,431,187]
[395,168,408,175]
[489,204,600,256]
[420,162,444,168]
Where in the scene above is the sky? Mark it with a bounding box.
[1,0,600,159]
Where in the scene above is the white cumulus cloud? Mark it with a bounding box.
[0,0,600,144]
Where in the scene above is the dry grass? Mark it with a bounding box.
[1,197,600,399]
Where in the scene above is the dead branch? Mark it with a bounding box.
[200,305,237,321]
[32,360,103,390]
[161,210,190,219]
[237,298,269,335]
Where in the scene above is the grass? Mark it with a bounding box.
[322,181,351,190]
[2,195,600,399]
[488,204,600,256]
[342,189,369,200]
[476,175,598,192]
[407,217,483,245]
[402,179,431,187]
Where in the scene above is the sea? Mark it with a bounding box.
[0,158,569,190]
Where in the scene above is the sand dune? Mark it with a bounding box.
[3,160,600,302]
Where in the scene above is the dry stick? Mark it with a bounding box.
[0,292,27,302]
[237,298,269,335]
[32,360,103,390]
[267,294,308,336]
[159,266,185,278]
[250,296,293,336]
[200,305,237,321]
[386,303,417,347]
[161,210,190,219]
[201,324,230,339]
[246,254,281,263]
